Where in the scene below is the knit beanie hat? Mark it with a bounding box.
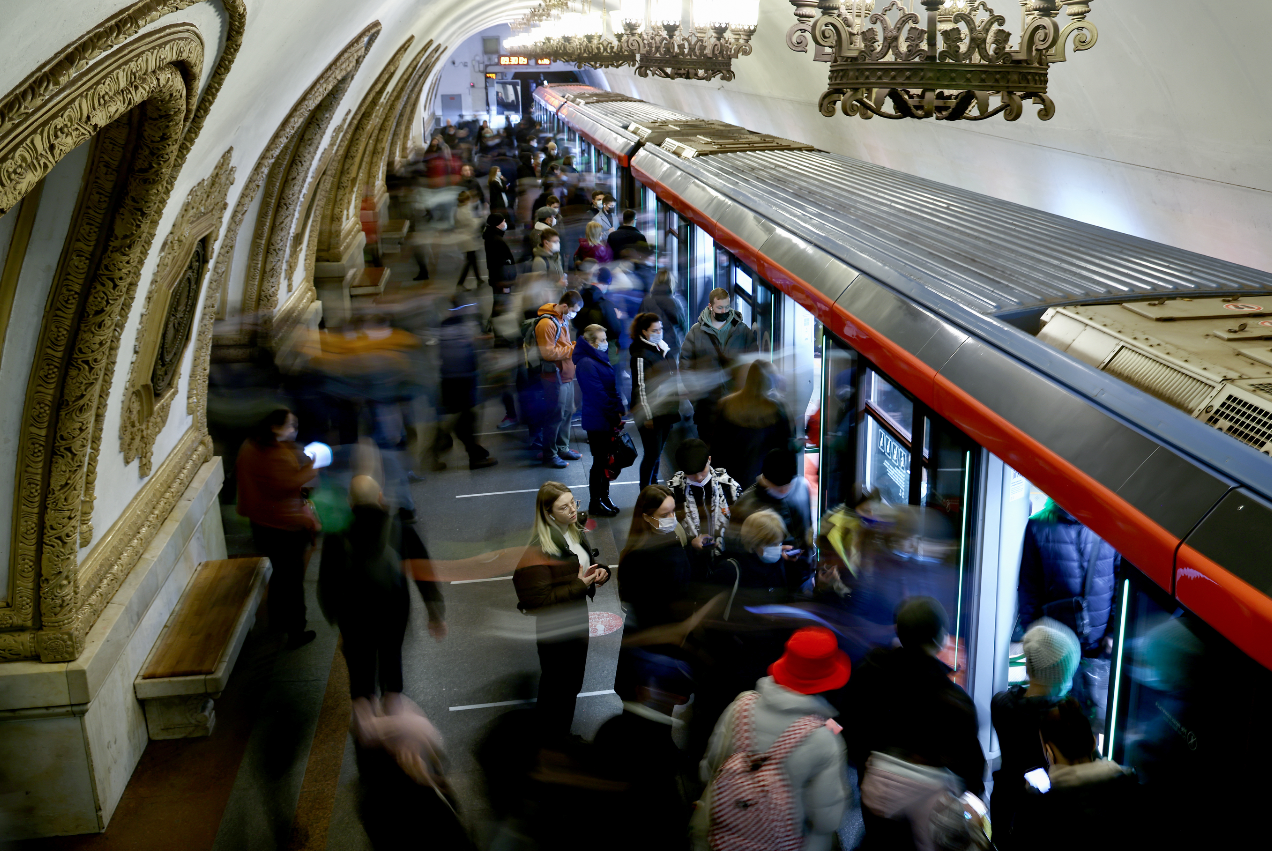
[1022,618,1081,689]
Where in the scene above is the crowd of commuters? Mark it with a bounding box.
[221,112,1160,850]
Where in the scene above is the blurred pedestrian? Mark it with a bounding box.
[572,324,623,517]
[574,266,622,345]
[576,221,614,265]
[453,190,484,290]
[667,439,741,571]
[533,291,583,467]
[991,619,1081,848]
[457,162,485,207]
[629,311,680,486]
[514,483,609,741]
[483,213,516,299]
[488,165,513,221]
[727,448,814,578]
[693,626,850,851]
[847,596,986,850]
[711,361,793,490]
[607,208,646,259]
[681,287,758,444]
[236,408,320,649]
[431,295,498,471]
[640,269,688,362]
[619,485,695,633]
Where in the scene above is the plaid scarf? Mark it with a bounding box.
[668,467,736,540]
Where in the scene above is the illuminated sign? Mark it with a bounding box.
[537,58,551,65]
[499,55,529,65]
[485,72,496,79]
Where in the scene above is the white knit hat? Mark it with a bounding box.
[1023,618,1081,689]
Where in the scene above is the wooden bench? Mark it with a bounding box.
[379,218,410,254]
[350,265,390,297]
[134,557,271,740]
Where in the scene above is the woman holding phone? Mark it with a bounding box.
[514,482,609,740]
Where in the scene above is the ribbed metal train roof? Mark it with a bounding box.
[580,100,699,126]
[670,149,1272,317]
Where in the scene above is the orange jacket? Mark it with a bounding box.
[535,303,575,381]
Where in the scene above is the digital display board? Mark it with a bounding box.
[497,56,551,66]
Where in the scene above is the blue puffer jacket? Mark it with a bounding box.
[572,336,623,431]
[1018,502,1120,650]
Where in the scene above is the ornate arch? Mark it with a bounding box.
[360,41,434,198]
[315,36,415,267]
[388,45,446,172]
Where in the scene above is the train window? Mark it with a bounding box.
[863,415,910,505]
[691,224,715,316]
[733,267,753,328]
[865,369,914,441]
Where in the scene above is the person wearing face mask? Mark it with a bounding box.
[483,213,516,297]
[535,291,584,468]
[667,439,741,573]
[725,449,815,585]
[514,482,610,741]
[629,312,681,487]
[681,287,759,444]
[572,325,623,517]
[618,485,695,634]
[530,227,567,289]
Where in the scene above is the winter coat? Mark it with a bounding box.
[534,304,576,381]
[576,237,614,265]
[483,226,516,290]
[618,529,694,631]
[844,646,985,795]
[488,177,513,213]
[629,336,679,423]
[1018,503,1120,650]
[607,224,646,259]
[514,524,602,639]
[681,307,758,400]
[990,685,1066,848]
[573,284,622,342]
[668,467,741,542]
[458,176,485,206]
[572,336,622,431]
[1013,760,1143,851]
[640,289,688,358]
[236,439,318,531]
[709,404,793,492]
[529,245,564,282]
[453,203,483,253]
[692,676,848,851]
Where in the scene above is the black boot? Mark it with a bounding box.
[588,500,619,518]
[599,496,620,514]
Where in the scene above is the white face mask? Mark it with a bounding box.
[647,331,663,345]
[648,516,676,534]
[759,545,783,563]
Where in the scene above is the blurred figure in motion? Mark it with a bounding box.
[483,213,517,299]
[990,619,1080,849]
[1012,698,1140,851]
[606,208,646,259]
[572,324,623,517]
[640,269,688,363]
[573,266,622,349]
[575,220,613,266]
[236,408,319,649]
[431,293,497,471]
[350,694,473,850]
[629,311,680,486]
[711,361,793,490]
[847,596,985,851]
[487,165,513,223]
[619,485,695,634]
[456,161,484,207]
[514,482,609,741]
[727,449,815,584]
[667,438,741,573]
[452,190,484,291]
[693,627,850,851]
[533,291,582,468]
[319,475,446,706]
[681,286,758,444]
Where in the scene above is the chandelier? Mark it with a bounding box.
[791,0,1097,121]
[512,0,570,34]
[619,0,760,82]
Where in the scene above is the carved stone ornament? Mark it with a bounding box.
[122,149,235,477]
[0,1,245,662]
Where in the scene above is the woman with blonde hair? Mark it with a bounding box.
[513,482,610,739]
[711,360,793,488]
[575,220,614,265]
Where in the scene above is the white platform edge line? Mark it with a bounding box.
[455,481,640,499]
[448,689,616,712]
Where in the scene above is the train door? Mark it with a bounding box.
[689,224,716,318]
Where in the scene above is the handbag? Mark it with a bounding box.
[604,426,638,479]
[1042,530,1099,640]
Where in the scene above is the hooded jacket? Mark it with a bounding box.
[681,306,758,398]
[572,336,623,431]
[693,676,848,851]
[573,284,622,342]
[535,303,575,381]
[1018,502,1120,650]
[530,244,564,281]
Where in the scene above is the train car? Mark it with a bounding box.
[536,82,1272,841]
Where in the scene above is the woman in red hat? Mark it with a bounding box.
[692,626,851,851]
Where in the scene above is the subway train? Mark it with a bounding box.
[534,83,1271,837]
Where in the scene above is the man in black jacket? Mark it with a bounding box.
[606,209,646,258]
[847,596,985,850]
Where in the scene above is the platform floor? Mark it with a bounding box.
[5,242,863,851]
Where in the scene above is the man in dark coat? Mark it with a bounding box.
[606,209,647,259]
[846,597,986,850]
[482,214,516,297]
[1017,499,1120,654]
[681,286,758,443]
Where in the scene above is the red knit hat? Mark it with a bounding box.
[768,627,851,695]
